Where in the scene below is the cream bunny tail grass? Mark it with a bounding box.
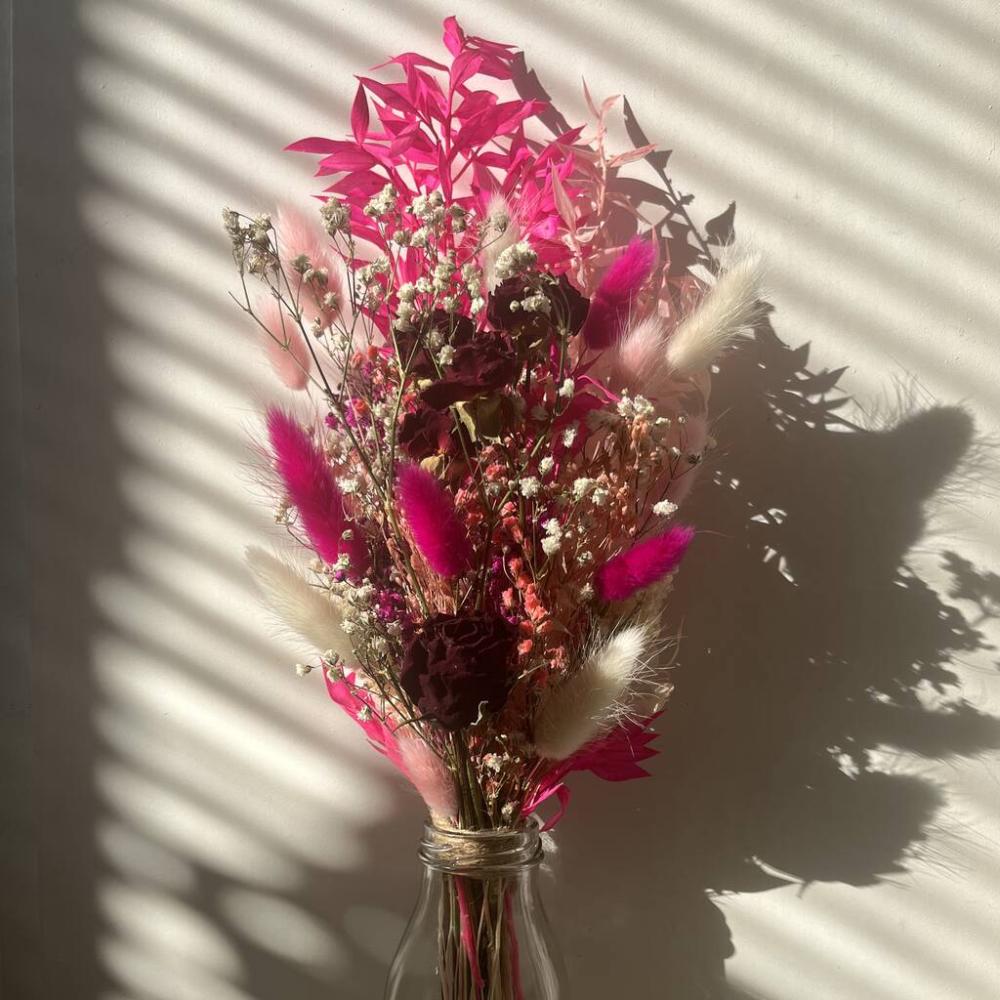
[666,247,765,376]
[245,546,353,662]
[532,623,656,761]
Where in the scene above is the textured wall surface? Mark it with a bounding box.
[9,2,1000,998]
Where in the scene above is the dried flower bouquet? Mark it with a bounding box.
[224,15,762,996]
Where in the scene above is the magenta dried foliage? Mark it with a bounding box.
[396,463,472,578]
[266,407,349,565]
[579,237,657,350]
[595,524,695,602]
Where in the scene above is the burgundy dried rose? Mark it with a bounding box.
[420,334,519,411]
[398,405,455,459]
[487,273,589,338]
[399,613,517,730]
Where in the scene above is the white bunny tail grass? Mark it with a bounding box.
[666,248,765,377]
[398,736,459,821]
[480,193,520,290]
[533,623,656,761]
[245,546,353,661]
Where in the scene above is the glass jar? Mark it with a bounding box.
[384,821,566,999]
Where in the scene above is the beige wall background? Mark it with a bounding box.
[7,1,1000,998]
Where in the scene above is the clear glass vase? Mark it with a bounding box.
[384,822,566,999]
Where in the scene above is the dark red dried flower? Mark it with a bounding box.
[487,274,589,338]
[398,405,455,459]
[420,334,519,411]
[400,613,517,730]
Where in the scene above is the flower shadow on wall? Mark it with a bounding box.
[508,89,1000,998]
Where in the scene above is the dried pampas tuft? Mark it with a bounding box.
[399,736,458,820]
[533,624,655,761]
[245,546,353,662]
[666,248,765,376]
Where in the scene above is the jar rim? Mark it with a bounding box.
[418,818,543,874]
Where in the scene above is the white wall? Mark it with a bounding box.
[9,1,1000,998]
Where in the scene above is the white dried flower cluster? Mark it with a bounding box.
[410,189,445,225]
[652,498,678,517]
[541,518,563,556]
[320,197,350,234]
[519,477,540,498]
[222,209,278,275]
[616,392,655,420]
[364,183,398,218]
[493,241,537,282]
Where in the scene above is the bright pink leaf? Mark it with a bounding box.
[350,83,370,144]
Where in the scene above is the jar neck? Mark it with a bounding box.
[418,822,543,876]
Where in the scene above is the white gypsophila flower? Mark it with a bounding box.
[539,456,555,476]
[437,344,456,366]
[338,477,359,494]
[541,535,562,556]
[426,328,444,349]
[519,477,541,498]
[572,477,593,500]
[561,425,578,447]
[591,487,609,507]
[398,282,416,302]
[295,662,313,676]
[341,619,357,635]
[494,240,537,282]
[416,276,432,293]
[616,394,635,419]
[558,378,575,399]
[653,499,679,518]
[579,550,594,565]
[633,395,655,419]
[470,296,485,312]
[441,296,458,313]
[341,528,355,540]
[579,583,595,601]
[364,184,397,218]
[521,292,550,313]
[543,518,562,538]
[411,227,428,248]
[320,198,350,233]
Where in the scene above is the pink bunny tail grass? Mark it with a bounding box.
[258,297,312,390]
[266,407,347,565]
[612,315,670,398]
[580,237,657,351]
[398,737,458,820]
[396,464,472,578]
[595,525,695,602]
